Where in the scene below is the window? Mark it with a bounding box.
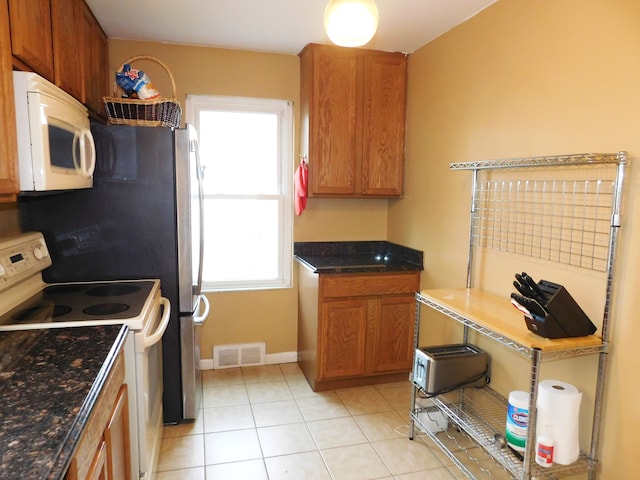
[187,95,293,291]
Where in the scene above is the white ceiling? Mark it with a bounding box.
[85,0,497,55]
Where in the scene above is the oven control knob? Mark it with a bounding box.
[33,246,47,260]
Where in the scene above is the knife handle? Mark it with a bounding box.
[513,280,533,298]
[524,274,548,303]
[511,292,547,317]
[514,275,540,300]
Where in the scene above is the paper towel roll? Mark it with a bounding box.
[536,380,582,465]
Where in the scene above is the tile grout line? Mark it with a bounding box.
[160,363,463,480]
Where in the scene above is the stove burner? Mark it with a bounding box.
[44,285,88,295]
[83,303,130,316]
[85,284,141,297]
[12,305,73,321]
[53,305,73,317]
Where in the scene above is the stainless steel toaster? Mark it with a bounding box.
[412,343,489,394]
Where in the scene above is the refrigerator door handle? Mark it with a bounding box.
[194,294,210,326]
[193,135,205,297]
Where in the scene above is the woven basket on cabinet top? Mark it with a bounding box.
[103,55,182,128]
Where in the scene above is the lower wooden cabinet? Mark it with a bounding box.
[65,351,131,480]
[104,385,131,480]
[298,267,420,391]
[320,299,368,379]
[85,441,108,480]
[370,294,417,373]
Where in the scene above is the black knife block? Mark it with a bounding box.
[522,280,597,339]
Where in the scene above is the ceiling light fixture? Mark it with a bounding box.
[324,0,379,48]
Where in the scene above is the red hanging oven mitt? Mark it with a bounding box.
[294,157,308,216]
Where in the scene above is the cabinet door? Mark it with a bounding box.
[0,0,18,200]
[104,385,131,480]
[361,53,407,196]
[80,3,108,116]
[369,294,415,373]
[92,24,109,117]
[319,299,367,379]
[51,0,83,101]
[7,0,55,80]
[306,46,358,196]
[86,441,108,480]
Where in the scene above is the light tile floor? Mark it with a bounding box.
[156,363,501,480]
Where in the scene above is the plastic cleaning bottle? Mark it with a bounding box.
[535,425,554,468]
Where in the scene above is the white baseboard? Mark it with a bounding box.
[266,351,297,365]
[200,358,214,370]
[199,351,297,370]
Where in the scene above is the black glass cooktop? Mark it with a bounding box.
[0,280,155,327]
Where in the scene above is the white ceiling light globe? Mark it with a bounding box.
[324,0,379,47]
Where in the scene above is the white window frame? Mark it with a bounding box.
[186,94,293,291]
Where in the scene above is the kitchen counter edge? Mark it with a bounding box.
[0,325,128,480]
[294,240,424,274]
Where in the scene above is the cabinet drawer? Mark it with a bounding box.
[321,272,419,298]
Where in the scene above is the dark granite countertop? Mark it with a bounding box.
[0,325,128,480]
[294,241,423,274]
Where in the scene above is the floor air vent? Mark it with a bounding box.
[213,343,266,369]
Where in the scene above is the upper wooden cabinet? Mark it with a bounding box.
[1,0,107,202]
[7,0,55,81]
[51,0,84,101]
[299,43,408,198]
[79,1,109,117]
[8,0,108,117]
[52,0,109,116]
[0,0,19,201]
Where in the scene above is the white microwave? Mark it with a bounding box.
[13,71,96,192]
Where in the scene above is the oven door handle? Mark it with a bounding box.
[144,297,171,348]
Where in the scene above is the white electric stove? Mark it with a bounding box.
[0,231,169,480]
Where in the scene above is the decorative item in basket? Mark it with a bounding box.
[116,64,160,100]
[103,55,182,128]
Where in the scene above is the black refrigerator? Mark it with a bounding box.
[18,123,208,424]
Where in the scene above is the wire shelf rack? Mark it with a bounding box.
[412,388,593,479]
[409,151,627,480]
[472,176,615,272]
[449,152,625,171]
[458,153,626,274]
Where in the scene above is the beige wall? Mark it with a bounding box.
[390,0,640,476]
[108,40,389,358]
[8,0,634,472]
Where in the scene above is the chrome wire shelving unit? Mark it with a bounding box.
[409,152,627,480]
